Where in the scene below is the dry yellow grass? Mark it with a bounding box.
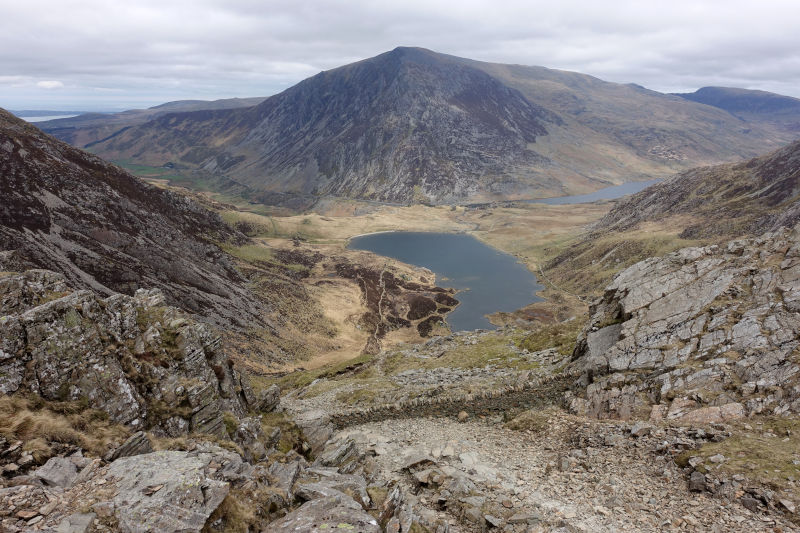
[0,395,130,460]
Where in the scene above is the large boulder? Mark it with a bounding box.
[103,431,153,462]
[34,457,78,488]
[293,410,335,457]
[263,494,380,533]
[107,448,235,533]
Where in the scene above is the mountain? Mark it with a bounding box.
[675,86,800,115]
[593,139,800,239]
[86,47,797,206]
[35,96,266,148]
[675,86,800,133]
[0,108,267,330]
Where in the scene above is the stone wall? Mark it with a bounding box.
[330,371,581,429]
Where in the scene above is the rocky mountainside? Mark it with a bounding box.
[0,269,266,443]
[675,86,800,132]
[0,108,271,331]
[569,225,800,423]
[539,138,800,299]
[0,268,441,532]
[0,108,464,364]
[594,139,800,239]
[34,96,266,148]
[87,47,795,205]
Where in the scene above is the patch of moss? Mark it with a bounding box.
[260,353,375,392]
[260,412,305,455]
[382,331,538,374]
[64,308,81,328]
[676,417,800,498]
[518,319,585,356]
[505,406,561,433]
[335,387,379,406]
[223,411,239,438]
[366,486,388,509]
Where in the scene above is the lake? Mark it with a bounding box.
[348,232,542,332]
[19,115,79,123]
[528,178,662,205]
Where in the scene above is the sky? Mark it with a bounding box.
[2,0,800,111]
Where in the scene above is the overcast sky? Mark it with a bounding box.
[2,0,800,111]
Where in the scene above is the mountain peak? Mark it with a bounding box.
[675,86,800,114]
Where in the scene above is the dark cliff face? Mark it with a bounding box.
[0,108,267,329]
[220,47,557,203]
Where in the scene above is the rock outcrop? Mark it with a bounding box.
[1,442,260,533]
[0,108,268,330]
[0,269,258,436]
[570,225,800,421]
[107,447,237,532]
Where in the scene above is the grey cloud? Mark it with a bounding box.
[1,0,799,110]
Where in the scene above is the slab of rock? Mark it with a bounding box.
[316,437,360,469]
[294,410,334,457]
[630,421,652,437]
[267,458,305,501]
[258,384,281,412]
[56,512,96,533]
[108,449,231,533]
[104,431,153,462]
[35,457,78,488]
[264,494,380,532]
[401,451,436,471]
[508,512,539,525]
[297,470,371,509]
[689,471,707,492]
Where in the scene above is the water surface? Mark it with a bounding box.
[348,232,542,332]
[528,179,662,205]
[19,115,79,122]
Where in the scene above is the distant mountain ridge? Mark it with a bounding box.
[674,86,800,133]
[36,96,267,148]
[57,48,800,204]
[674,86,800,115]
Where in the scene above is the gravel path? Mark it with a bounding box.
[337,415,797,532]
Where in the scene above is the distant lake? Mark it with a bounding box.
[529,179,662,205]
[19,115,78,122]
[348,232,542,332]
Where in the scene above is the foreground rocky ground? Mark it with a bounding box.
[3,227,800,531]
[337,415,796,532]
